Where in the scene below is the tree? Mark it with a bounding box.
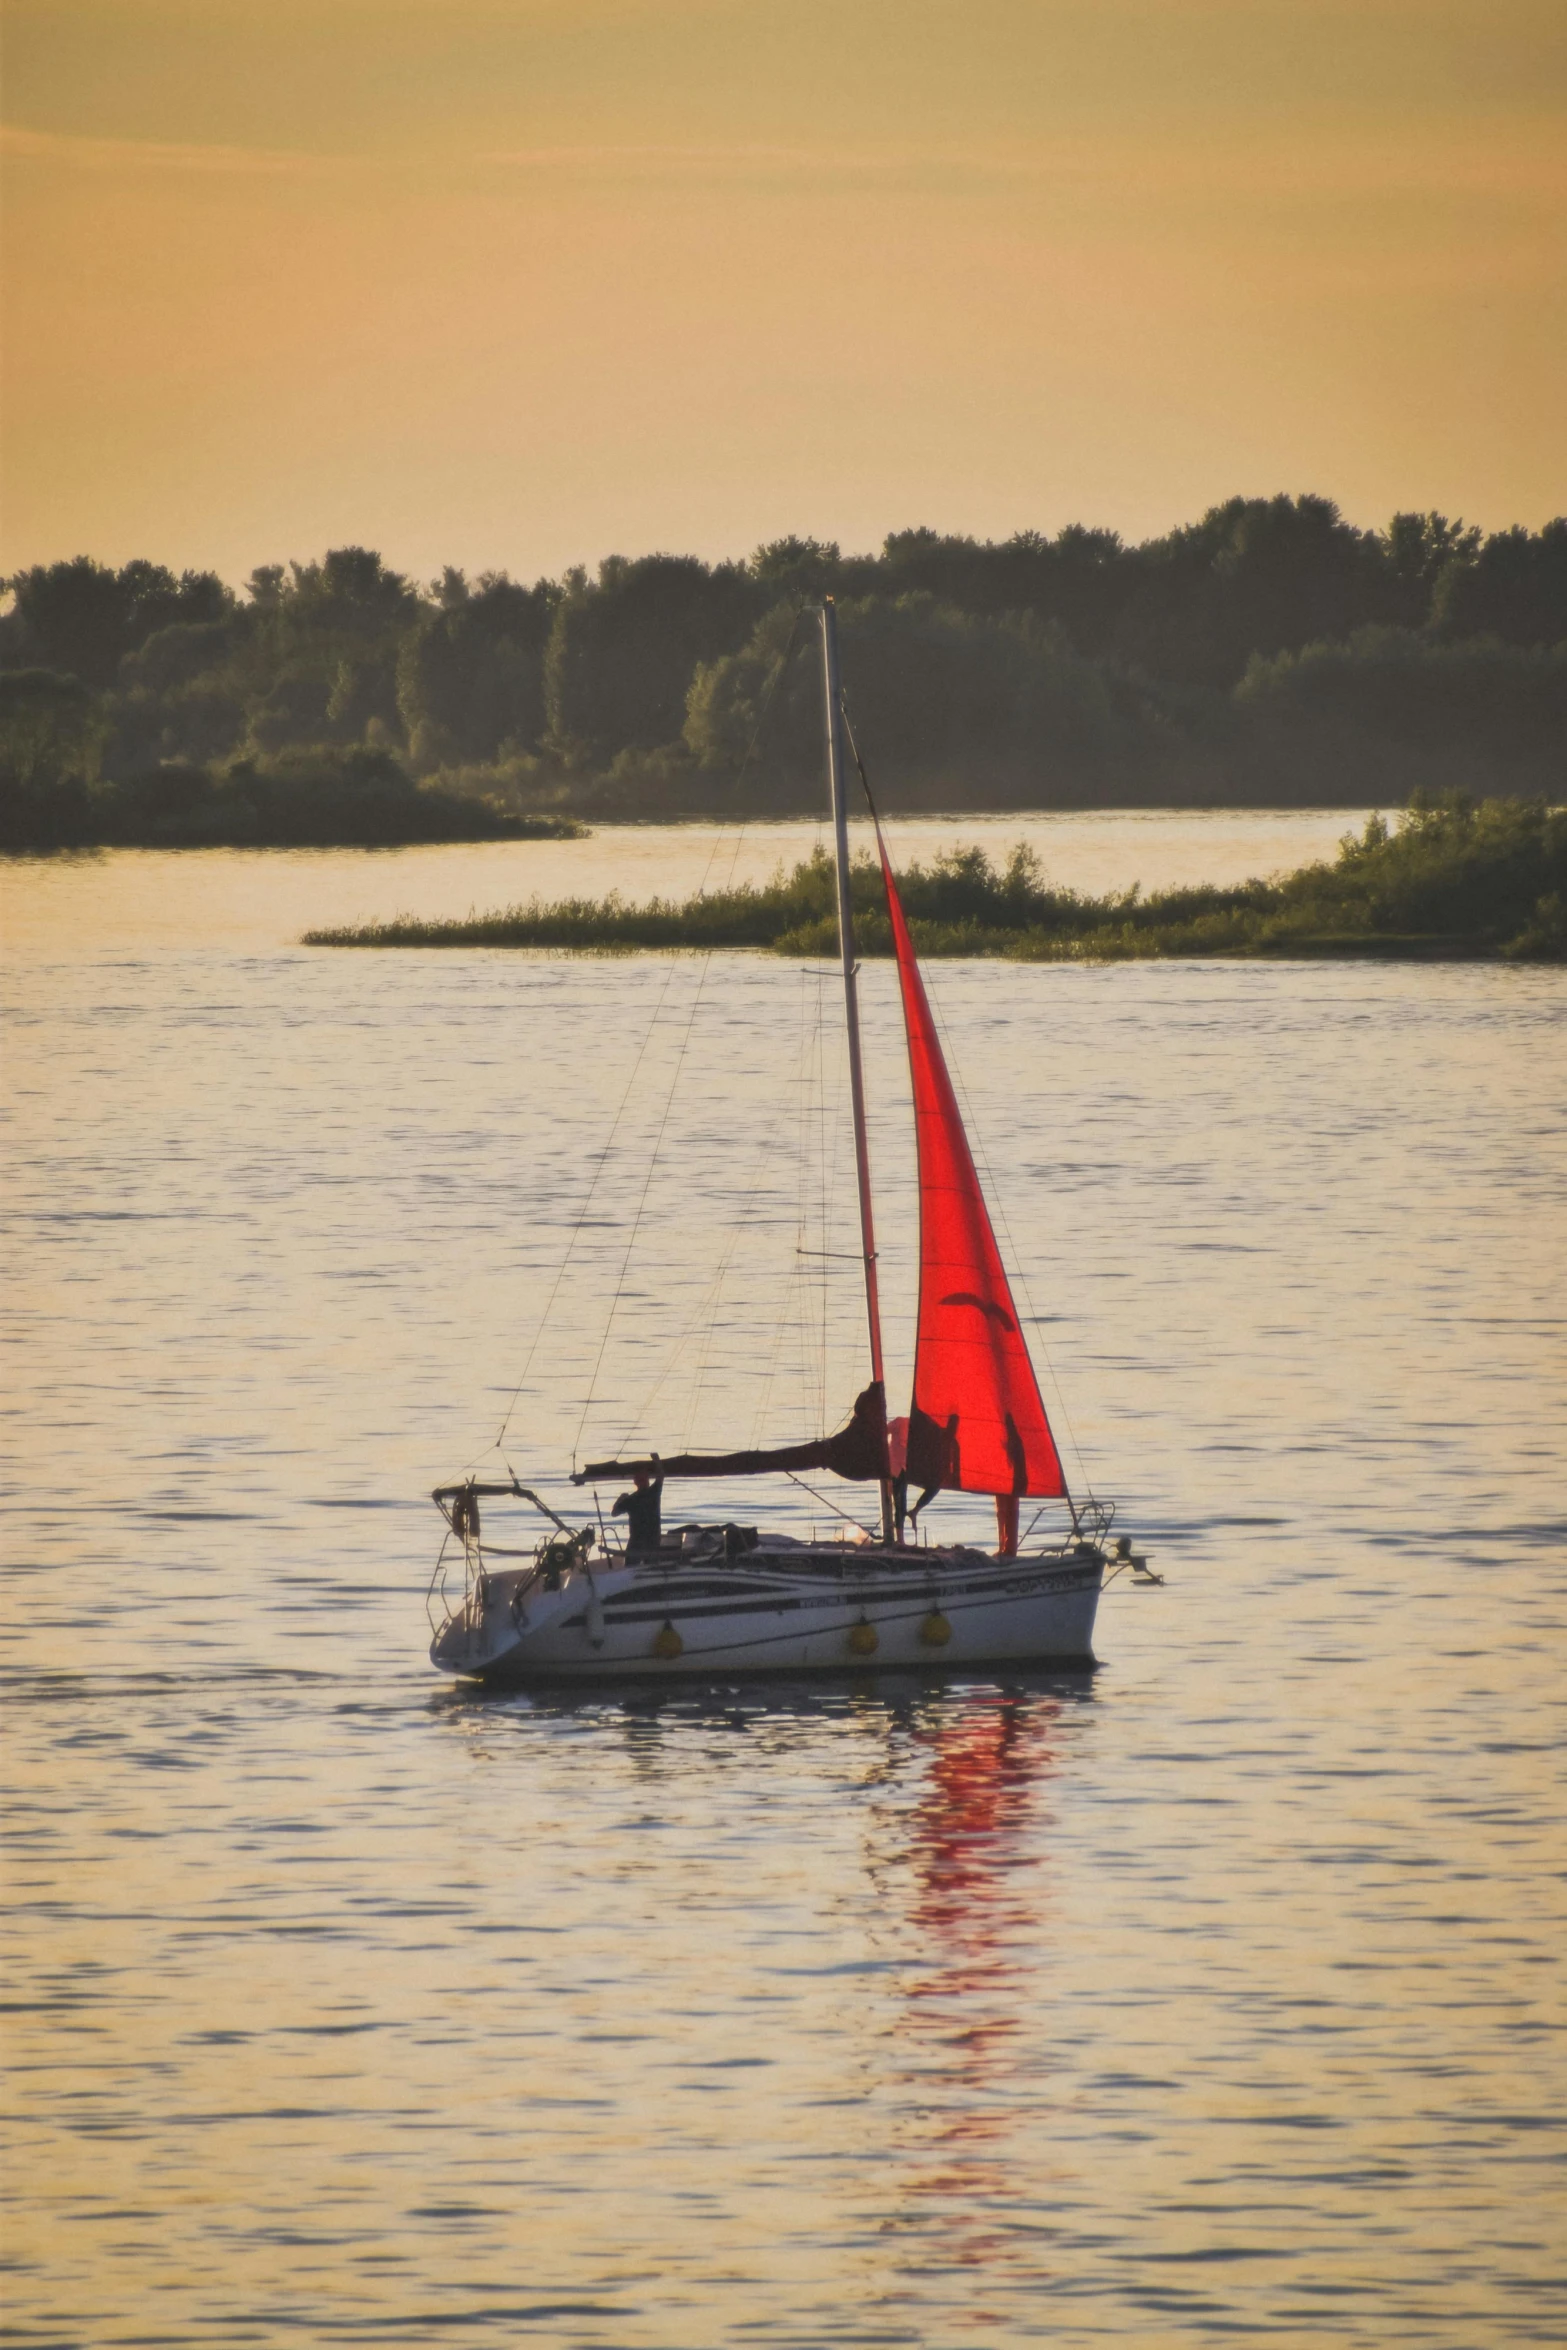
[1235,628,1567,796]
[748,537,846,605]
[1432,521,1567,646]
[111,620,252,771]
[280,546,417,635]
[1114,495,1382,687]
[2,558,234,686]
[544,554,760,763]
[251,548,419,749]
[686,593,1157,807]
[1377,511,1481,628]
[0,669,109,844]
[0,668,106,787]
[396,574,556,769]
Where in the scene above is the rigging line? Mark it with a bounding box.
[572,948,717,1463]
[810,962,827,1429]
[812,955,857,1437]
[491,791,762,1465]
[921,958,1097,1497]
[621,1050,796,1453]
[803,963,826,1419]
[769,962,824,1448]
[654,623,804,1388]
[618,913,827,1451]
[769,967,831,1448]
[623,1207,746,1443]
[601,612,833,1463]
[682,602,804,900]
[760,616,840,1434]
[681,1019,831,1449]
[920,926,1096,1494]
[815,962,839,1433]
[622,1263,726,1455]
[595,951,824,1464]
[685,1234,739,1453]
[783,1469,880,1540]
[704,603,805,897]
[1020,1495,1076,1548]
[624,1110,765,1438]
[748,971,814,1450]
[748,1248,794,1448]
[490,946,688,1458]
[580,606,810,1459]
[695,977,844,1456]
[680,1081,808,1450]
[662,626,811,1454]
[496,606,801,1470]
[840,708,1096,1496]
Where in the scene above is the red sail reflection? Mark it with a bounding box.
[895,1694,1063,2283]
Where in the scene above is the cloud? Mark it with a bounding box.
[6,114,1558,212]
[0,123,346,177]
[473,123,1566,206]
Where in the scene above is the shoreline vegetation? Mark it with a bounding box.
[4,497,1564,850]
[0,741,582,850]
[305,794,1566,964]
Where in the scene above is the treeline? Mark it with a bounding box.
[3,498,1565,847]
[307,795,1567,964]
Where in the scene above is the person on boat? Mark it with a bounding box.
[889,1415,911,1541]
[898,1410,959,1538]
[613,1456,665,1560]
[996,1413,1027,1557]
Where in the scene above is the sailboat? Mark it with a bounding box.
[427,601,1147,1682]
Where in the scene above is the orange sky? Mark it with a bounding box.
[3,1,1563,584]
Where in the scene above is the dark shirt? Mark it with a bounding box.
[612,1472,664,1557]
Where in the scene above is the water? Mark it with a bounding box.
[3,817,1564,2347]
[0,806,1376,961]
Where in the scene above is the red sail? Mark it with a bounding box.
[880,844,1066,1500]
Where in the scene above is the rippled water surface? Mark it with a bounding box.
[3,822,1564,2347]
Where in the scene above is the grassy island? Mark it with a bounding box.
[306,793,1564,963]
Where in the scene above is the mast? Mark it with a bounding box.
[820,599,896,1544]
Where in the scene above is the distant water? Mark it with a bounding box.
[0,806,1375,960]
[3,820,1564,2348]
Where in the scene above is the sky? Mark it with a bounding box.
[3,0,1564,587]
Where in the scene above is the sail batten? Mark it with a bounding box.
[879,843,1067,1501]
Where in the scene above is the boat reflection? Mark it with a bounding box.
[889,1689,1067,2279]
[432,1669,1085,2290]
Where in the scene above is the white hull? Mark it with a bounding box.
[430,1542,1103,1683]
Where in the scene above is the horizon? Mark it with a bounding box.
[9,488,1560,605]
